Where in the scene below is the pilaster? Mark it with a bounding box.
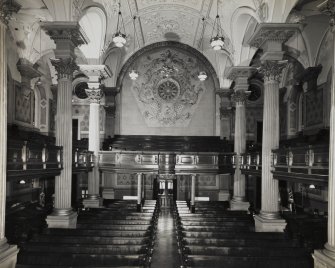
[0,2,20,267]
[313,1,335,266]
[216,86,233,140]
[226,66,256,211]
[42,22,88,228]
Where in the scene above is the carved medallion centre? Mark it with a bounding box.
[156,78,180,102]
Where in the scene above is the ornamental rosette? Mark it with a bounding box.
[51,58,79,79]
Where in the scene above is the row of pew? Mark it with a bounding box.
[175,201,313,268]
[16,200,158,268]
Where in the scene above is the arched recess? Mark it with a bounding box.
[79,6,107,61]
[116,41,220,136]
[230,7,260,66]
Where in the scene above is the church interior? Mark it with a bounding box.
[1,0,335,267]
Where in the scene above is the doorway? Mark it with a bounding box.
[158,178,176,208]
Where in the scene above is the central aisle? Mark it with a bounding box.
[151,208,181,268]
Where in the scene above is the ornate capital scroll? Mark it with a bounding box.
[85,88,104,104]
[259,60,287,82]
[231,90,250,104]
[51,58,79,79]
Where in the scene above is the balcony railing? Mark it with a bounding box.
[72,148,94,173]
[239,152,262,175]
[272,144,329,186]
[7,140,63,178]
[99,150,236,175]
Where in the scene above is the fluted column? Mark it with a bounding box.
[83,87,103,208]
[226,66,255,211]
[259,61,286,218]
[0,1,20,266]
[137,173,143,211]
[191,174,196,213]
[314,1,335,266]
[41,22,88,228]
[79,65,111,208]
[248,23,301,232]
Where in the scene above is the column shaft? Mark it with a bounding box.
[191,174,196,213]
[54,77,73,213]
[261,79,280,216]
[0,21,7,243]
[137,173,142,206]
[87,102,100,199]
[233,102,246,200]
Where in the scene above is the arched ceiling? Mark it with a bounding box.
[6,0,332,87]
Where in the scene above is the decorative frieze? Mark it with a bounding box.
[40,22,88,48]
[0,0,20,25]
[259,60,287,82]
[248,23,302,49]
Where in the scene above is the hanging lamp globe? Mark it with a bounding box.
[129,69,139,80]
[113,31,127,47]
[210,35,224,50]
[198,71,207,81]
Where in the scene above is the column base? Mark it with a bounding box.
[254,213,286,232]
[313,244,335,268]
[218,190,230,201]
[102,188,115,199]
[46,210,77,229]
[0,240,19,268]
[83,197,103,208]
[230,198,249,211]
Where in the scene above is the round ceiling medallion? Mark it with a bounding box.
[156,78,180,102]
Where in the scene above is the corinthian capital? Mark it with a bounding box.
[51,58,79,79]
[231,90,250,104]
[259,60,287,82]
[85,88,104,104]
[0,0,21,25]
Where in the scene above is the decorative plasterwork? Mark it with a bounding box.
[129,48,213,127]
[51,58,79,79]
[117,41,219,90]
[0,0,21,25]
[248,23,302,48]
[40,21,89,48]
[259,60,287,82]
